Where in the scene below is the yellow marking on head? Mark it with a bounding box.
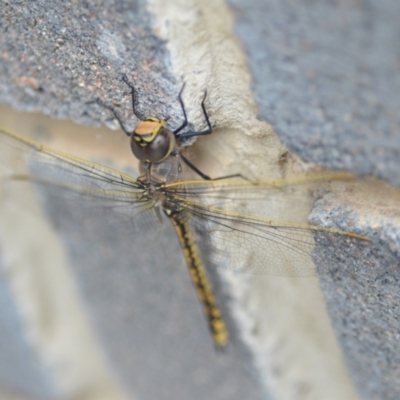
[134,118,166,143]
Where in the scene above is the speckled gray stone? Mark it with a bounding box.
[310,199,400,400]
[0,254,56,399]
[228,1,400,399]
[0,0,183,128]
[228,0,400,187]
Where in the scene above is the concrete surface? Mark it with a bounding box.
[309,180,400,400]
[0,255,55,400]
[227,1,400,399]
[0,1,399,400]
[228,0,400,186]
[229,0,400,399]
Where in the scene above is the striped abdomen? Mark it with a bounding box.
[168,210,228,348]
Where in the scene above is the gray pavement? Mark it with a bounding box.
[1,1,400,400]
[228,1,400,398]
[229,0,400,186]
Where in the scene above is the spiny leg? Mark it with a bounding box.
[175,90,212,139]
[91,75,146,136]
[93,98,132,137]
[175,88,214,179]
[173,83,188,135]
[122,75,145,121]
[181,153,249,181]
[174,91,212,139]
[180,153,211,180]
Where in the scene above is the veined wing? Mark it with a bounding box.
[0,127,369,277]
[165,177,369,277]
[0,128,155,224]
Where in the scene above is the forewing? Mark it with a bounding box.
[0,128,158,231]
[168,175,364,277]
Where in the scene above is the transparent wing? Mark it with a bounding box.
[0,128,159,230]
[0,128,368,277]
[0,128,141,190]
[166,178,368,277]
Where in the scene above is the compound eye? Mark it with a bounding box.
[131,128,175,162]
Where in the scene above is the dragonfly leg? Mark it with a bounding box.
[175,89,212,139]
[173,83,188,135]
[180,153,211,180]
[180,153,249,181]
[122,75,145,121]
[93,98,132,137]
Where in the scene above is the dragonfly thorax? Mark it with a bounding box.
[131,117,176,163]
[138,153,182,186]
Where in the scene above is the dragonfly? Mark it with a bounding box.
[0,77,368,348]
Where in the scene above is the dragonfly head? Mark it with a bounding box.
[131,117,176,163]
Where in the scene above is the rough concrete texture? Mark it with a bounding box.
[0,0,177,122]
[309,180,400,400]
[230,1,400,399]
[0,256,56,400]
[1,1,399,400]
[228,0,400,187]
[227,1,400,399]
